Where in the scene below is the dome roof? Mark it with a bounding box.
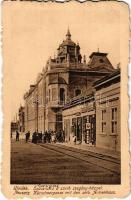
[61,39,76,46]
[58,29,76,48]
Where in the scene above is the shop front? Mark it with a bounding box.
[71,114,96,145]
[63,94,96,145]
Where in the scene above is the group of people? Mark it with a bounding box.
[14,129,65,144]
[31,130,65,144]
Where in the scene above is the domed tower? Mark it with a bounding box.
[56,28,82,64]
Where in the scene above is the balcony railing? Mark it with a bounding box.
[47,100,65,108]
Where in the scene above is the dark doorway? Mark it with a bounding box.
[77,117,82,142]
[56,113,62,132]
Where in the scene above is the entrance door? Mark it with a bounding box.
[64,119,70,142]
[77,117,82,142]
[56,113,62,132]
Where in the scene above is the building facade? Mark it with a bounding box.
[24,29,115,136]
[94,70,120,151]
[24,84,38,133]
[18,106,25,132]
[63,93,95,145]
[63,69,120,151]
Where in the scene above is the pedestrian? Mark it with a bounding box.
[32,131,37,143]
[73,135,76,145]
[25,131,30,143]
[51,131,56,143]
[47,130,51,143]
[44,131,48,143]
[42,132,45,143]
[36,132,39,143]
[38,132,40,143]
[39,131,42,143]
[45,130,48,143]
[32,132,35,143]
[16,130,19,141]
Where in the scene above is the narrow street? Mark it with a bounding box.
[11,139,120,184]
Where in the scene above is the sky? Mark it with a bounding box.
[3,1,129,120]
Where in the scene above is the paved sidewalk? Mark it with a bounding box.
[12,133,120,160]
[57,142,120,160]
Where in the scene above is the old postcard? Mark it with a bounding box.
[2,0,130,199]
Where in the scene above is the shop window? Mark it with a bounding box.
[111,108,117,134]
[101,109,106,133]
[60,88,65,102]
[75,89,81,96]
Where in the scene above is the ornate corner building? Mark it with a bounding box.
[23,29,120,151]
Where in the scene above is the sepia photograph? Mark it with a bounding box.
[2,1,130,198]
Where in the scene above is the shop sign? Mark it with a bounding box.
[86,122,91,130]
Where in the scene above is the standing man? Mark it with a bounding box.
[25,131,30,143]
[16,130,19,141]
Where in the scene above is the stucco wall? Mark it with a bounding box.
[95,82,120,151]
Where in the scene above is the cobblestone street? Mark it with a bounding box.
[11,139,120,184]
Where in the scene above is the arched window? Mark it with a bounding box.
[60,88,65,102]
[75,89,81,96]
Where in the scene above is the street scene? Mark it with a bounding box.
[11,133,120,184]
[10,28,121,184]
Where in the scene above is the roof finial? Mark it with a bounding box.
[66,26,71,40]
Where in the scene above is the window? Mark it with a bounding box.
[101,110,106,133]
[56,114,62,123]
[60,88,65,102]
[75,89,81,96]
[111,108,117,134]
[48,89,51,102]
[52,88,57,101]
[99,58,104,63]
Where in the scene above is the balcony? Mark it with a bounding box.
[47,100,65,108]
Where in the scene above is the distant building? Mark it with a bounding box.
[11,122,18,133]
[24,84,38,133]
[18,106,25,132]
[24,29,115,134]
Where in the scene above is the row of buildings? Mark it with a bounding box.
[14,29,120,152]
